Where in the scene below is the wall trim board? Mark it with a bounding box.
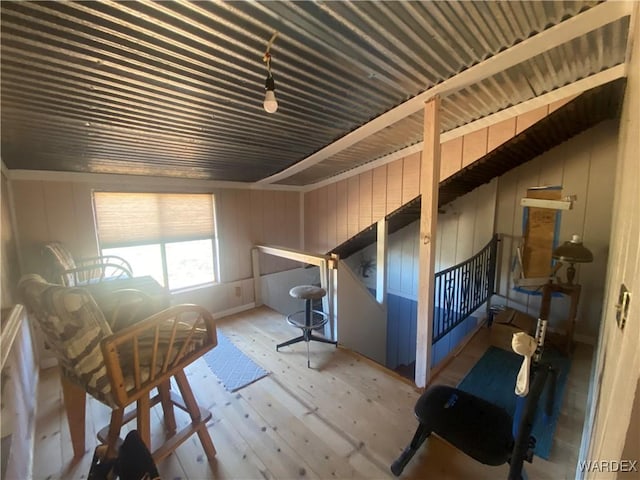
[211,302,256,320]
[8,169,302,192]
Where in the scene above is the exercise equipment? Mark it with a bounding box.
[512,332,537,396]
[391,321,556,478]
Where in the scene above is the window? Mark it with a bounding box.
[93,192,218,291]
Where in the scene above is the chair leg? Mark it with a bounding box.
[137,393,151,450]
[308,333,338,346]
[276,334,305,350]
[390,423,431,476]
[105,408,124,459]
[174,369,216,460]
[60,375,86,459]
[158,380,177,433]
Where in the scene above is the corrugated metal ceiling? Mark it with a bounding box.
[0,1,629,184]
[331,78,626,259]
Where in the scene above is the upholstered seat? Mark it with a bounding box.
[18,274,217,464]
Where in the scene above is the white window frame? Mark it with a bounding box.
[94,191,220,292]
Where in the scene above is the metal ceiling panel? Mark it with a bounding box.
[331,78,625,259]
[0,1,620,183]
[278,17,629,186]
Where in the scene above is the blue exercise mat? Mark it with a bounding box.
[203,332,269,392]
[457,346,570,459]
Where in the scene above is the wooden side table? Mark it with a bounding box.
[540,281,581,355]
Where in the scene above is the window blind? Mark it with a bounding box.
[93,192,216,248]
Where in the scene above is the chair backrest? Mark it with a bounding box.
[42,241,77,269]
[41,242,134,287]
[41,242,77,285]
[18,274,115,403]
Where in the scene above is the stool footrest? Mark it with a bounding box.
[279,287,333,368]
[286,309,328,330]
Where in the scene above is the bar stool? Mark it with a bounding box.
[276,285,337,368]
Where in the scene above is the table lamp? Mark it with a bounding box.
[552,234,593,285]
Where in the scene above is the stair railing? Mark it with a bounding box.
[432,234,499,344]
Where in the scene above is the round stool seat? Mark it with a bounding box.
[289,285,326,300]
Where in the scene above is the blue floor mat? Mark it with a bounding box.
[203,332,269,392]
[457,346,570,459]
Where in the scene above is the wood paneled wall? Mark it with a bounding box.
[305,151,422,255]
[9,175,301,314]
[303,93,611,360]
[305,98,573,255]
[344,180,497,300]
[494,120,618,339]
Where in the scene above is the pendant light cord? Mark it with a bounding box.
[263,31,279,77]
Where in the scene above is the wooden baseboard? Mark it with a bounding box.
[429,319,486,385]
[212,302,256,320]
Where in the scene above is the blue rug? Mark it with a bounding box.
[203,332,269,392]
[457,346,570,459]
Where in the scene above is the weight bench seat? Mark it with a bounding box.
[391,385,514,476]
[416,385,513,464]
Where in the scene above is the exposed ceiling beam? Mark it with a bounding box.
[258,0,633,186]
[440,64,627,142]
[300,64,627,193]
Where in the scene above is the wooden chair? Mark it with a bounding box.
[18,274,217,464]
[41,241,133,286]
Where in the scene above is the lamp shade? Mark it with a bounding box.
[552,234,593,263]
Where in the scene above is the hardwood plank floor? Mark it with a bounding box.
[31,306,592,479]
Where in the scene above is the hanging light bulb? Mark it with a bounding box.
[264,69,278,113]
[262,32,279,114]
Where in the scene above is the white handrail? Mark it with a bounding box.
[252,245,336,340]
[253,244,330,266]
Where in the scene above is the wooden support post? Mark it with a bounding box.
[319,258,331,339]
[251,248,262,306]
[329,254,339,341]
[376,219,388,305]
[415,97,441,388]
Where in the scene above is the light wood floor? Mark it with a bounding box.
[32,306,592,480]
